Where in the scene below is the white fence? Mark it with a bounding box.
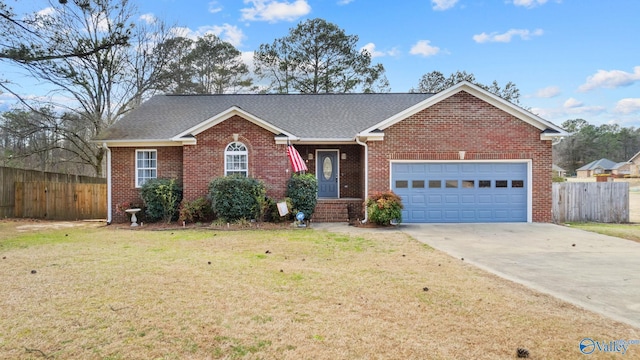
[552,182,629,223]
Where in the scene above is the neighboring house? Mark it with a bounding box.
[552,164,566,177]
[628,151,640,177]
[575,158,619,178]
[612,162,630,177]
[94,81,566,224]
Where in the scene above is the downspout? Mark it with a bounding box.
[355,136,368,223]
[551,137,564,146]
[103,142,112,225]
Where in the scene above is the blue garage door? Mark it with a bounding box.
[392,162,528,223]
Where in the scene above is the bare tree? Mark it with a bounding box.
[1,0,174,176]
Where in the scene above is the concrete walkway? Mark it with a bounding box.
[314,222,640,329]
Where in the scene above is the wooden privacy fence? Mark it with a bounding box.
[14,182,107,220]
[1,166,106,220]
[552,182,629,223]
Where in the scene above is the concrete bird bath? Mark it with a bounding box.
[125,208,141,227]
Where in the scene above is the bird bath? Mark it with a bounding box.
[125,208,141,227]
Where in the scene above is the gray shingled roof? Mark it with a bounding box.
[576,158,618,171]
[94,93,434,141]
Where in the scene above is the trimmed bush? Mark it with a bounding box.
[366,191,403,226]
[178,197,214,224]
[140,178,183,223]
[286,173,318,220]
[208,175,266,222]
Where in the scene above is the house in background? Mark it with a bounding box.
[94,82,566,224]
[552,164,566,177]
[576,158,629,178]
[628,151,640,177]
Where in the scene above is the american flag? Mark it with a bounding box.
[287,145,308,173]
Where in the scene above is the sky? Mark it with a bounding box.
[2,0,640,129]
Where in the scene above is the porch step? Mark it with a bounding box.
[312,199,363,223]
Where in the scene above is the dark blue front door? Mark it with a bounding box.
[317,151,338,198]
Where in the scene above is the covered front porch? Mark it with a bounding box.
[292,144,366,222]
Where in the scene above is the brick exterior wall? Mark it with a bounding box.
[367,91,553,222]
[110,146,183,223]
[182,115,290,201]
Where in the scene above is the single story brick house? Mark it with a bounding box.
[94,81,566,224]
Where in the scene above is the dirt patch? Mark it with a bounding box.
[0,219,105,232]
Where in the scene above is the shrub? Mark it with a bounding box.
[208,175,266,222]
[286,173,318,220]
[140,178,183,223]
[178,197,214,224]
[552,176,566,183]
[366,191,403,226]
[264,197,294,222]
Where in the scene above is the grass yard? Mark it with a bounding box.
[0,220,636,359]
[568,222,640,243]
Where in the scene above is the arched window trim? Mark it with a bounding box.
[224,141,248,177]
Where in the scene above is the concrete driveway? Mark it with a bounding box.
[399,223,640,329]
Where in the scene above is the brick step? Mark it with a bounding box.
[312,199,363,222]
[313,202,349,222]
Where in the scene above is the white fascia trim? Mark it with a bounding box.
[356,132,384,142]
[281,138,357,145]
[389,159,533,223]
[101,140,189,147]
[359,81,568,138]
[540,133,564,141]
[173,106,296,140]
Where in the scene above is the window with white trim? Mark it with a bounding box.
[136,149,157,187]
[225,142,248,177]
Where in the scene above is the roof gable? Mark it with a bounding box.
[171,106,295,142]
[358,81,567,140]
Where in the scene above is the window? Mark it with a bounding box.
[496,180,508,188]
[446,180,458,188]
[136,150,157,187]
[395,180,408,188]
[512,180,524,188]
[412,180,425,188]
[462,180,475,188]
[479,180,491,188]
[225,142,248,177]
[428,180,441,188]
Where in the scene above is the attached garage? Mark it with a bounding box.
[391,161,531,223]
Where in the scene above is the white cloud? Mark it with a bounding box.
[562,97,606,115]
[431,0,458,11]
[578,66,640,92]
[533,86,561,98]
[512,0,548,8]
[139,13,157,25]
[241,0,311,23]
[337,0,354,4]
[361,43,397,58]
[473,28,543,43]
[209,1,223,13]
[36,7,56,17]
[410,40,440,57]
[564,97,583,108]
[169,24,246,47]
[615,98,640,114]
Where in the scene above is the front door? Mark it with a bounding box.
[317,150,338,198]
